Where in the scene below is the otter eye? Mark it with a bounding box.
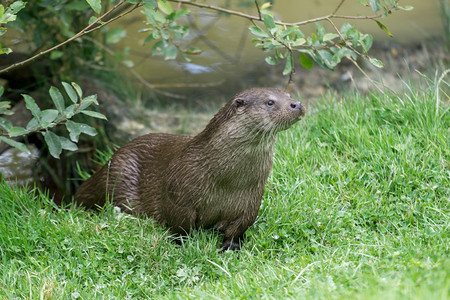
[267,100,275,106]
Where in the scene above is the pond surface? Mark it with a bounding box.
[116,0,444,85]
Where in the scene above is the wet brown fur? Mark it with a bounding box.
[74,88,305,250]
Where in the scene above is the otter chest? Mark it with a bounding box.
[194,152,272,229]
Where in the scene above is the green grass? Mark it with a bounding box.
[1,80,449,299]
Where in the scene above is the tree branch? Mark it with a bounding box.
[167,0,384,26]
[0,0,389,75]
[0,0,133,74]
[332,0,346,15]
[254,0,262,21]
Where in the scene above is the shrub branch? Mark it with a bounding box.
[0,0,395,75]
[0,0,134,74]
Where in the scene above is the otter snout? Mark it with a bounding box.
[289,101,306,116]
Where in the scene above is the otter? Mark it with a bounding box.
[74,88,305,250]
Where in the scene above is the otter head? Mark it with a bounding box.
[232,88,306,134]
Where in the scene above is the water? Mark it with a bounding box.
[116,0,444,84]
[0,145,39,186]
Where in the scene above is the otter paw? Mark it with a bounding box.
[220,240,241,251]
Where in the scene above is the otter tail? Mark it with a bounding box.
[74,163,110,209]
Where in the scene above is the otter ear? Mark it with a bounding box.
[233,97,248,109]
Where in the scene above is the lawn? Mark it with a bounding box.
[0,79,448,299]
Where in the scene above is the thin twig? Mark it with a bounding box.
[332,0,346,15]
[326,17,363,57]
[1,0,388,75]
[167,0,383,26]
[254,0,262,21]
[85,3,141,35]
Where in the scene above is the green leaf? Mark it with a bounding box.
[88,16,97,25]
[0,47,12,54]
[318,50,333,63]
[7,1,26,14]
[152,40,166,56]
[143,7,166,25]
[323,33,339,42]
[26,118,39,131]
[142,0,158,9]
[265,56,277,65]
[79,123,97,136]
[375,20,392,37]
[23,94,41,121]
[282,53,293,76]
[50,50,63,60]
[316,50,335,70]
[280,26,295,39]
[369,0,381,12]
[71,82,83,100]
[164,44,177,60]
[0,86,4,97]
[0,117,12,131]
[158,0,174,15]
[397,5,414,11]
[184,47,202,55]
[59,136,78,151]
[85,0,101,14]
[64,104,77,119]
[43,131,62,159]
[8,126,29,137]
[299,53,314,70]
[368,57,384,68]
[62,82,78,104]
[357,0,368,5]
[0,100,13,115]
[122,60,134,68]
[316,23,326,41]
[340,23,353,35]
[49,86,65,115]
[78,95,98,112]
[292,38,306,47]
[40,109,59,128]
[360,34,373,52]
[172,8,190,21]
[160,28,170,40]
[106,27,126,44]
[80,110,107,120]
[249,26,269,38]
[66,120,97,142]
[333,47,356,62]
[263,14,276,34]
[66,1,91,11]
[0,136,30,154]
[66,120,81,142]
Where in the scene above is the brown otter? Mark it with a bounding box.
[74,88,305,250]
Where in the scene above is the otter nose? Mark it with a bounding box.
[290,101,301,109]
[289,101,302,110]
[289,101,306,115]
